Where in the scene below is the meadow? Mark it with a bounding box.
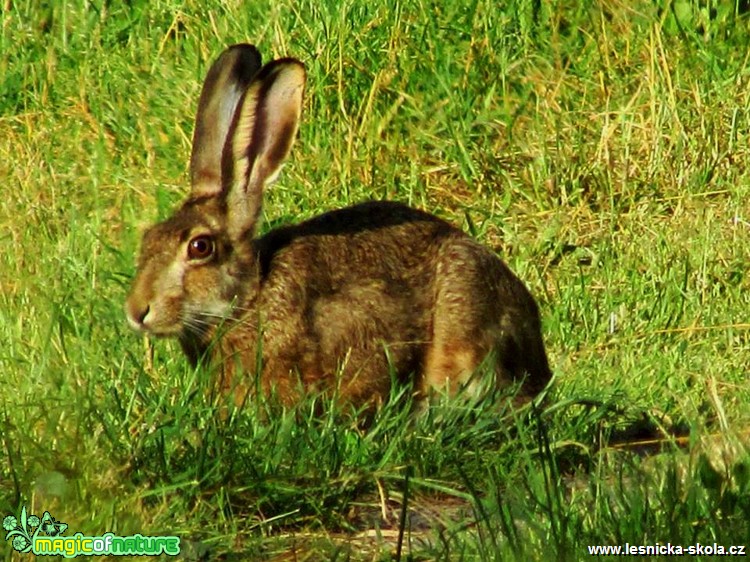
[1,0,749,560]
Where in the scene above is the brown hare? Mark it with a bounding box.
[125,44,552,410]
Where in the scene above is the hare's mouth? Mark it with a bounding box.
[181,303,233,337]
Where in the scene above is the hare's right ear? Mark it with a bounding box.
[190,44,262,197]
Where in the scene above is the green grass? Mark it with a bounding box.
[1,0,749,560]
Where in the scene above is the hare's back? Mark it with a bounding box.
[255,200,462,282]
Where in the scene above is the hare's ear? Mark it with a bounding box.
[222,59,306,241]
[190,44,262,197]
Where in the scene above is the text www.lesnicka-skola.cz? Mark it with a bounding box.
[587,543,746,556]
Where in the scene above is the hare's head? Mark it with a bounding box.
[125,45,306,343]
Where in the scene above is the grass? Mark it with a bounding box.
[1,0,749,559]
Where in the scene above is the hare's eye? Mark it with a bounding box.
[187,235,215,261]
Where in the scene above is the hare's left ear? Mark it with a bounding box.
[190,44,263,197]
[222,59,306,241]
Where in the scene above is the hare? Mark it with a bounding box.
[125,44,552,410]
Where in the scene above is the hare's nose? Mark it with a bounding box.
[135,304,150,325]
[125,299,151,331]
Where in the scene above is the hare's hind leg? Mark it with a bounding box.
[422,239,502,398]
[422,238,550,400]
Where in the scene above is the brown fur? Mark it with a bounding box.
[124,45,552,411]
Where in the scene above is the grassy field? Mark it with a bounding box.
[1,0,749,560]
